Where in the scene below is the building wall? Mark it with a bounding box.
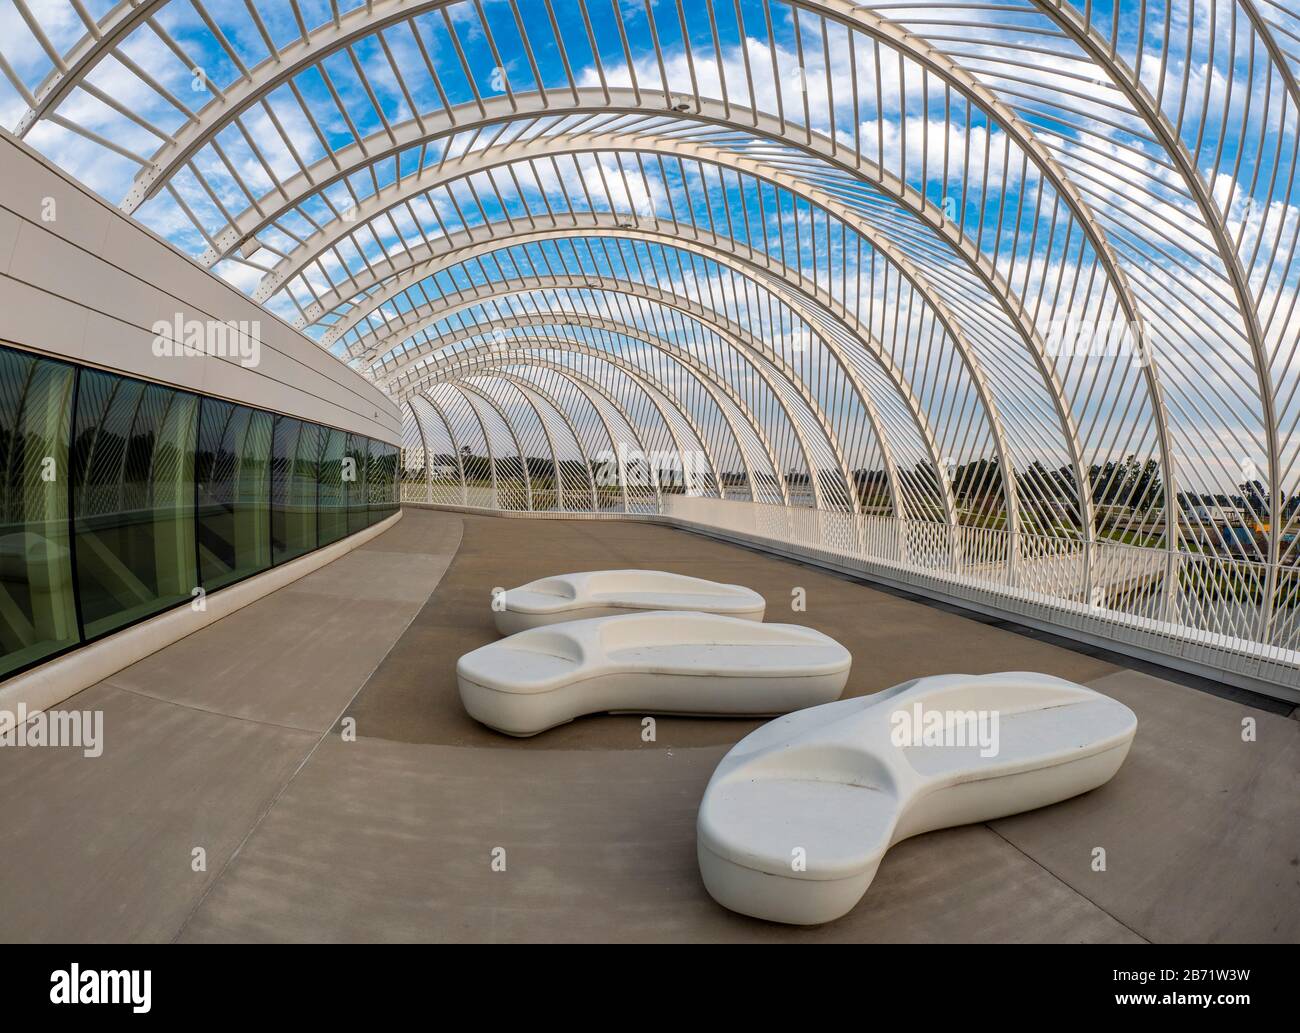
[0,343,399,681]
[0,130,399,443]
[0,129,405,687]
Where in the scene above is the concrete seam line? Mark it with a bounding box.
[980,821,1151,945]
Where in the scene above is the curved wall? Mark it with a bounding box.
[0,131,398,442]
[0,130,402,692]
[0,343,398,681]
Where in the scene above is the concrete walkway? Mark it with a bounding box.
[2,509,1296,943]
[0,511,462,942]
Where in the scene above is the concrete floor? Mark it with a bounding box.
[1,508,1296,943]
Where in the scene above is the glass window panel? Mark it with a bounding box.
[389,443,398,515]
[379,442,397,518]
[272,416,318,564]
[295,421,319,547]
[196,399,270,589]
[0,347,78,676]
[345,434,367,535]
[366,438,383,526]
[72,369,198,639]
[0,343,400,678]
[317,427,347,546]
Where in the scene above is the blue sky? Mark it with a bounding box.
[2,0,1299,500]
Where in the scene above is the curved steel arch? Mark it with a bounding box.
[251,128,1034,528]
[1241,0,1300,108]
[453,378,536,510]
[18,2,1300,547]
[366,273,883,515]
[483,376,568,509]
[421,331,748,504]
[487,331,782,507]
[11,1,167,138]
[450,369,654,513]
[405,394,467,505]
[410,391,469,504]
[324,217,968,525]
[113,78,1136,539]
[390,326,810,513]
[382,315,798,507]
[111,0,1137,315]
[233,93,1101,530]
[151,80,1150,543]
[403,396,435,503]
[1028,0,1282,605]
[4,0,1299,687]
[419,350,704,511]
[419,371,626,512]
[185,87,1128,524]
[442,360,698,508]
[437,381,501,506]
[373,274,916,518]
[274,183,1020,504]
[238,127,1013,534]
[468,370,601,510]
[22,0,1300,196]
[356,234,961,524]
[421,373,612,510]
[356,248,961,516]
[428,366,640,508]
[319,209,1001,489]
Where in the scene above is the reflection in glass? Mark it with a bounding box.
[72,370,198,639]
[369,442,397,523]
[272,416,318,564]
[196,398,271,589]
[0,344,395,677]
[318,427,347,547]
[345,434,367,535]
[0,349,78,676]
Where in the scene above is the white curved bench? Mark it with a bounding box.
[458,611,850,737]
[697,671,1137,925]
[492,570,765,635]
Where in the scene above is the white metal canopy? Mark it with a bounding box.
[4,0,1299,687]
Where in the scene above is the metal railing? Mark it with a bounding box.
[401,481,1299,700]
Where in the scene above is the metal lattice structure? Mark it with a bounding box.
[4,0,1300,694]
